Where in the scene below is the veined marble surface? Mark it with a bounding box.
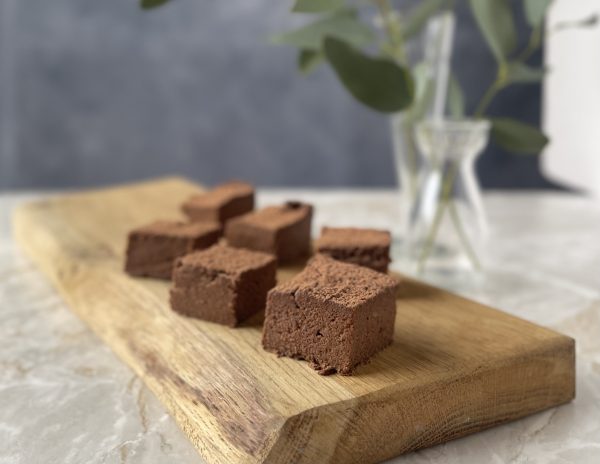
[1,190,599,464]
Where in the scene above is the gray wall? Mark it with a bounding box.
[0,0,556,190]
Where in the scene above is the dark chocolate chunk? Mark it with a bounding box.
[170,244,277,326]
[225,202,312,264]
[315,226,391,272]
[262,254,398,375]
[182,181,254,224]
[125,220,221,280]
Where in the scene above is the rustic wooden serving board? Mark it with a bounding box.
[13,178,575,464]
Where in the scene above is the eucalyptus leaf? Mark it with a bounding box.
[292,0,344,14]
[506,62,545,84]
[323,37,414,113]
[524,0,553,28]
[580,14,600,27]
[402,0,447,39]
[140,0,171,9]
[491,118,549,154]
[298,49,324,74]
[447,74,465,117]
[469,0,517,62]
[272,9,374,50]
[554,14,599,31]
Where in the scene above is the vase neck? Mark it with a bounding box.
[415,119,491,166]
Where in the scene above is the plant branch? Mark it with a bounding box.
[401,120,418,197]
[373,0,406,63]
[448,200,481,270]
[516,25,542,63]
[473,77,503,117]
[474,23,542,118]
[417,161,458,273]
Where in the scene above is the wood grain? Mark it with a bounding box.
[12,177,575,464]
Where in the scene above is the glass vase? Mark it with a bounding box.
[389,11,457,237]
[404,118,491,275]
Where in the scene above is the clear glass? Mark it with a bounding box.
[403,118,491,275]
[389,11,456,238]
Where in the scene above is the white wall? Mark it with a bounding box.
[543,0,600,196]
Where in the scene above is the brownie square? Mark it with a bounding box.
[125,220,221,280]
[262,254,398,375]
[225,201,312,264]
[170,244,277,326]
[315,227,391,272]
[182,181,254,224]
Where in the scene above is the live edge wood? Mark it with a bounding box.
[12,178,575,464]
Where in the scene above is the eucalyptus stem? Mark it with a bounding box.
[474,25,543,118]
[516,25,542,63]
[448,200,481,270]
[374,0,418,196]
[417,162,458,273]
[417,162,482,273]
[474,61,509,117]
[401,121,418,198]
[373,0,406,64]
[473,78,503,117]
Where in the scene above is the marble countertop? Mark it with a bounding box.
[1,189,599,464]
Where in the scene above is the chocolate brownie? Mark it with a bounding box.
[262,254,398,375]
[315,227,391,272]
[125,220,222,280]
[225,201,312,264]
[182,181,254,224]
[170,244,277,326]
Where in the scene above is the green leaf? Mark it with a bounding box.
[140,0,171,10]
[491,118,549,154]
[506,62,545,84]
[271,9,374,50]
[469,0,517,62]
[402,0,447,39]
[323,37,414,113]
[554,13,599,31]
[447,74,465,117]
[292,0,344,13]
[298,49,324,74]
[524,0,553,28]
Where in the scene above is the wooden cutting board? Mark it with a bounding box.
[12,177,575,464]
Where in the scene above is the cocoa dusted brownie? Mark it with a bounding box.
[225,201,312,264]
[170,244,277,326]
[315,227,391,272]
[125,220,221,280]
[262,254,398,375]
[182,181,254,224]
